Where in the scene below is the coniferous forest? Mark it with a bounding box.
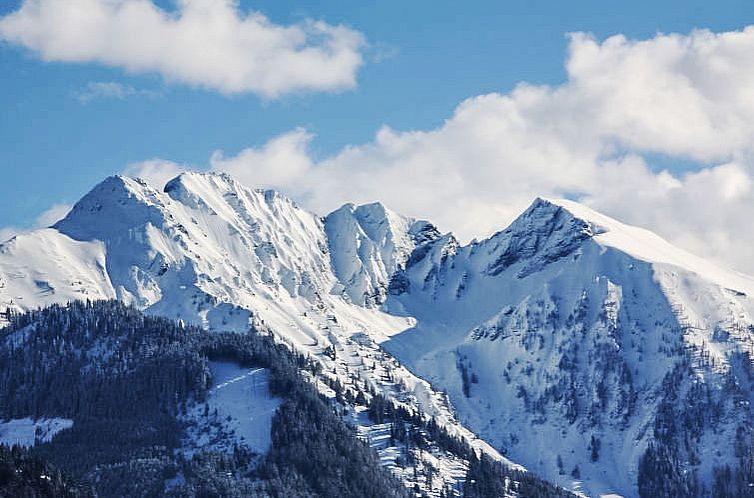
[0,300,575,497]
[0,444,89,498]
[0,301,409,497]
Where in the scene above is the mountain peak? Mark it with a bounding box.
[482,197,599,278]
[164,170,238,193]
[510,196,606,237]
[54,175,167,241]
[355,200,390,216]
[506,196,754,295]
[82,174,159,200]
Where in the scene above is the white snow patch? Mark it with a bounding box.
[182,361,280,456]
[0,417,73,447]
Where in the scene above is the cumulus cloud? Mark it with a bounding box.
[200,27,754,274]
[210,128,314,188]
[122,129,313,191]
[0,0,365,98]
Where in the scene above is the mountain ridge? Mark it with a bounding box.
[2,171,754,497]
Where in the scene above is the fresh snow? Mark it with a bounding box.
[0,229,114,318]
[4,175,754,496]
[325,202,435,306]
[354,414,471,497]
[182,362,281,457]
[550,197,754,297]
[0,417,73,447]
[381,197,754,497]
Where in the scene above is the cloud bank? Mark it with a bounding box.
[0,0,365,98]
[127,26,754,274]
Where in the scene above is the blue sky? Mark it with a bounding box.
[0,0,748,227]
[2,0,754,273]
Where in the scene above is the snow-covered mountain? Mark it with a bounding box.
[382,197,754,496]
[2,172,754,497]
[0,172,510,495]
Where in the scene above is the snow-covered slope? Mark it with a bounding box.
[3,174,754,497]
[181,362,281,458]
[49,173,331,330]
[0,229,114,311]
[384,197,754,497]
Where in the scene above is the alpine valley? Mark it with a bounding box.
[2,172,754,498]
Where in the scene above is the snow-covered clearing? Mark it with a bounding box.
[0,417,73,447]
[182,361,280,456]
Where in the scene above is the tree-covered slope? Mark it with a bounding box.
[0,300,411,497]
[0,444,89,498]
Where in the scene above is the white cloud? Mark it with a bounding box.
[210,128,314,188]
[122,129,314,191]
[123,159,189,189]
[0,203,71,243]
[35,203,72,227]
[199,26,754,274]
[0,0,365,98]
[76,81,159,104]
